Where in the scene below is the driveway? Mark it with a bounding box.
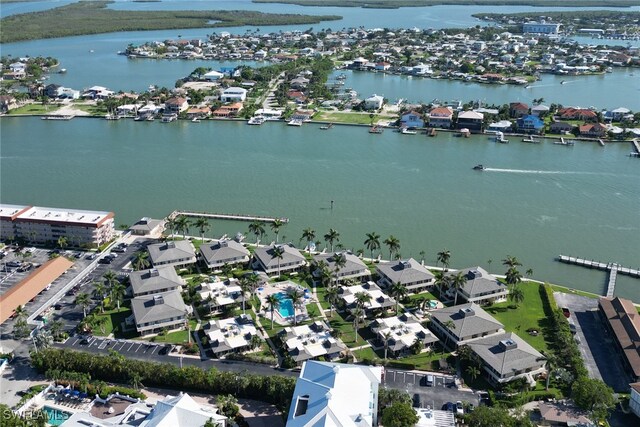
[554,293,630,392]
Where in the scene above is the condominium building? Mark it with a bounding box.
[0,204,115,248]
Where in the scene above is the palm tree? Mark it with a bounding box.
[450,271,466,306]
[57,236,68,251]
[93,281,108,312]
[323,229,340,252]
[111,282,126,310]
[382,331,393,359]
[270,219,284,243]
[33,328,53,351]
[419,250,426,264]
[364,232,381,261]
[443,319,456,349]
[102,270,119,293]
[194,217,211,242]
[49,320,63,340]
[221,263,233,279]
[433,270,449,299]
[352,306,364,343]
[175,215,191,239]
[466,365,480,381]
[388,282,407,314]
[437,250,451,271]
[332,252,347,286]
[271,245,285,277]
[302,228,316,252]
[133,251,150,271]
[165,216,177,238]
[264,294,280,329]
[14,304,27,321]
[502,255,522,268]
[287,288,304,326]
[130,372,144,391]
[508,285,525,307]
[354,291,372,310]
[239,278,252,314]
[324,286,340,317]
[525,268,534,278]
[316,261,332,289]
[248,221,265,243]
[505,266,523,287]
[75,292,91,318]
[383,235,400,260]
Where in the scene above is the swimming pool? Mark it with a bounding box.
[275,292,295,318]
[43,406,71,426]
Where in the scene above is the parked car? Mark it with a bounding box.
[86,253,98,260]
[562,307,571,318]
[442,402,455,412]
[569,323,577,334]
[112,247,126,253]
[421,374,434,387]
[456,401,464,415]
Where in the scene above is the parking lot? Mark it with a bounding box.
[554,292,630,392]
[383,368,479,411]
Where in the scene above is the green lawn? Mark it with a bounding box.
[150,319,198,344]
[485,282,551,354]
[93,307,132,337]
[403,291,440,309]
[314,111,395,125]
[9,103,57,115]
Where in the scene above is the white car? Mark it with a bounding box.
[455,401,464,415]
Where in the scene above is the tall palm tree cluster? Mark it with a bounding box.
[504,255,525,307]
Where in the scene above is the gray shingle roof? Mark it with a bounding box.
[253,244,305,269]
[376,258,434,285]
[131,290,187,325]
[468,332,544,376]
[431,303,504,340]
[130,217,163,233]
[148,240,196,265]
[453,266,507,298]
[199,239,249,265]
[129,266,183,296]
[313,252,369,277]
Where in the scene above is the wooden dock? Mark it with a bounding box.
[632,139,640,154]
[597,139,605,147]
[557,255,640,297]
[169,210,288,223]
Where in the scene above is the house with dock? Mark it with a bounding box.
[517,114,545,134]
[428,107,454,128]
[400,111,424,129]
[456,111,484,132]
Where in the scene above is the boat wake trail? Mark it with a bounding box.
[484,168,593,175]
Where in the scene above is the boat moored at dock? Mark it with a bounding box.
[248,116,266,125]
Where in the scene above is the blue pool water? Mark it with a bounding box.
[275,292,295,318]
[43,406,71,426]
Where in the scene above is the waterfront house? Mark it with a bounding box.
[287,361,382,427]
[82,85,114,100]
[281,320,347,365]
[197,277,245,313]
[364,94,384,111]
[203,70,224,81]
[204,315,258,357]
[147,240,197,269]
[517,114,545,134]
[339,282,395,316]
[212,102,243,118]
[451,266,508,305]
[429,303,504,349]
[0,95,18,113]
[376,258,435,293]
[549,121,574,134]
[509,102,530,118]
[428,106,454,128]
[186,106,211,120]
[468,332,546,385]
[44,84,62,98]
[221,87,247,102]
[400,111,425,129]
[531,104,550,117]
[130,291,188,335]
[604,107,631,122]
[487,120,514,132]
[129,266,184,297]
[598,297,640,382]
[579,123,607,137]
[370,314,439,357]
[252,244,307,276]
[130,217,164,236]
[523,21,561,35]
[456,110,484,132]
[558,107,597,122]
[313,252,370,283]
[375,62,391,71]
[199,239,250,270]
[164,97,189,115]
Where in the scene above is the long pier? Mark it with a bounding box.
[169,210,288,224]
[557,255,640,297]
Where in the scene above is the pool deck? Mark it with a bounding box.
[257,281,312,326]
